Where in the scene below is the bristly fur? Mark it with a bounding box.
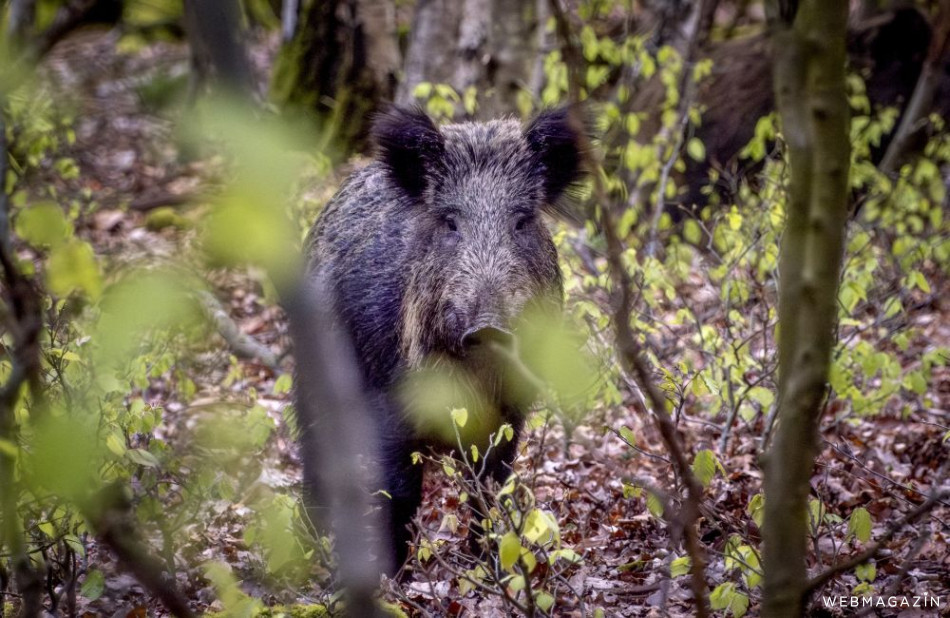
[304,105,586,572]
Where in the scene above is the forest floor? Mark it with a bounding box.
[30,29,950,617]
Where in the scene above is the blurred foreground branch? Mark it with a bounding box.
[83,486,195,618]
[283,281,384,618]
[180,0,386,608]
[0,108,44,618]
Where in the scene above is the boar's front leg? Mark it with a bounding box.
[379,431,424,575]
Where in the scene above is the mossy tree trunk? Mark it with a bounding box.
[271,0,399,158]
[762,0,851,616]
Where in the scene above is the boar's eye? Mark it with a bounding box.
[514,214,534,232]
[444,216,458,233]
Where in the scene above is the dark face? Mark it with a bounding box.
[401,167,563,366]
[371,107,584,375]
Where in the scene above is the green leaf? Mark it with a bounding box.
[550,548,582,565]
[747,494,765,528]
[670,556,691,577]
[14,202,70,247]
[535,592,555,612]
[0,439,17,458]
[523,509,557,544]
[848,507,872,543]
[618,207,637,237]
[273,373,293,394]
[646,491,664,517]
[710,582,748,616]
[809,499,826,533]
[126,448,160,468]
[105,432,127,457]
[686,137,705,161]
[852,581,874,596]
[94,269,201,368]
[691,449,718,487]
[499,532,522,571]
[451,407,468,428]
[727,206,743,230]
[47,240,102,299]
[618,426,636,445]
[412,82,433,99]
[730,591,750,617]
[911,270,931,293]
[855,561,876,582]
[710,582,735,610]
[749,387,774,408]
[81,570,106,601]
[683,219,701,244]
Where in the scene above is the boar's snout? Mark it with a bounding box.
[461,322,514,352]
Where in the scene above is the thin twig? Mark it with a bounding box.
[546,2,710,615]
[804,488,950,596]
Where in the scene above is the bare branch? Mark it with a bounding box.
[196,291,280,370]
[804,489,950,596]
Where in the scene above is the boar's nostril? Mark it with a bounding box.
[461,325,514,350]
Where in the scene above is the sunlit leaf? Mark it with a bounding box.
[670,556,691,577]
[499,531,522,571]
[848,507,872,543]
[47,240,102,299]
[14,202,70,247]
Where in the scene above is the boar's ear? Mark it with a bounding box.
[524,106,587,216]
[372,106,445,200]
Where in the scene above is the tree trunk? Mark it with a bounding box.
[271,0,399,156]
[485,0,534,117]
[183,0,254,97]
[528,0,553,99]
[398,0,536,118]
[761,1,851,617]
[7,0,36,44]
[397,0,463,106]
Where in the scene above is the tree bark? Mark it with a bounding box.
[762,1,851,617]
[397,0,463,106]
[7,0,36,44]
[398,0,536,118]
[183,0,254,97]
[272,0,399,156]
